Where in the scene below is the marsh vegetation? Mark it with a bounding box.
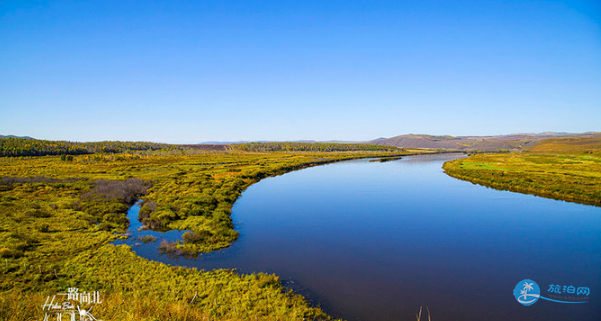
[444,149,601,206]
[0,139,428,321]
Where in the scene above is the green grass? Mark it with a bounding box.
[526,136,601,154]
[443,152,601,207]
[0,148,435,321]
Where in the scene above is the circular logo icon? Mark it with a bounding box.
[514,279,540,306]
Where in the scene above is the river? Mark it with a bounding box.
[116,154,601,321]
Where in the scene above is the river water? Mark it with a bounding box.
[117,154,601,321]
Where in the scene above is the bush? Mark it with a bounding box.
[140,235,157,243]
[158,240,181,256]
[182,230,212,244]
[139,201,158,221]
[142,217,162,229]
[0,248,12,258]
[255,273,281,289]
[82,178,150,204]
[25,209,51,218]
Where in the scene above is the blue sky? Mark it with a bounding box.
[1,0,600,143]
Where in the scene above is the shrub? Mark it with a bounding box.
[82,178,150,204]
[25,209,51,218]
[0,248,12,258]
[158,240,181,256]
[139,201,157,221]
[140,235,157,243]
[182,230,212,244]
[142,217,162,229]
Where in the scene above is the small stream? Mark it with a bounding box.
[112,202,187,257]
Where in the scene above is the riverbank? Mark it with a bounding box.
[443,152,601,207]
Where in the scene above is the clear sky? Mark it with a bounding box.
[1,0,600,143]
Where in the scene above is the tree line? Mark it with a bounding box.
[0,137,182,157]
[236,142,402,152]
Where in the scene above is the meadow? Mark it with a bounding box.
[0,141,428,321]
[443,138,601,207]
[6,135,598,321]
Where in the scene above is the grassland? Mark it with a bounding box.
[525,135,601,154]
[443,138,601,206]
[0,146,432,321]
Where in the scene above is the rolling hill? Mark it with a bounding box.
[369,133,600,152]
[0,135,34,140]
[525,134,601,153]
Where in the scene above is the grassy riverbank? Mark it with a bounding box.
[0,147,433,321]
[443,145,601,207]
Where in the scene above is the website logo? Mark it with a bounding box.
[513,279,540,306]
[513,279,589,306]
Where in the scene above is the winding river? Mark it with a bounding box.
[116,154,601,321]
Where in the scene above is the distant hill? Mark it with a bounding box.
[199,141,253,144]
[0,135,35,140]
[5,133,600,154]
[369,133,600,152]
[179,144,233,151]
[525,134,601,153]
[199,140,318,144]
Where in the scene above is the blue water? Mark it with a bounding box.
[122,154,601,321]
[113,203,186,254]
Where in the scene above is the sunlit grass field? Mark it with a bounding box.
[6,135,597,321]
[444,151,601,207]
[1,148,429,321]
